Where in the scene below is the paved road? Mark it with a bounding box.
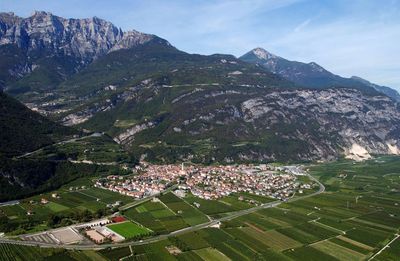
[118,184,178,211]
[15,133,103,159]
[0,200,20,207]
[368,233,399,260]
[0,173,325,250]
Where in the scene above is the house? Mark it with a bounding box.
[112,216,126,223]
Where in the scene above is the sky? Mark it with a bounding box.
[1,0,400,90]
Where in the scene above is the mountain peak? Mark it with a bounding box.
[31,10,53,17]
[250,47,277,60]
[0,12,16,18]
[308,62,325,72]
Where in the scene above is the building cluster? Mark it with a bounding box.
[96,164,305,201]
[181,165,298,200]
[78,217,124,244]
[95,165,188,198]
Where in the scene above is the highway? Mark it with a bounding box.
[0,172,325,250]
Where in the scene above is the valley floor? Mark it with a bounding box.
[0,157,399,260]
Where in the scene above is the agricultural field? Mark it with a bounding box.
[217,156,400,260]
[184,192,260,216]
[0,177,134,235]
[159,192,210,225]
[374,236,400,261]
[107,221,151,239]
[129,239,178,261]
[121,192,212,235]
[105,157,399,260]
[0,243,109,261]
[193,248,230,261]
[0,243,64,261]
[122,200,190,234]
[0,156,399,260]
[98,246,132,260]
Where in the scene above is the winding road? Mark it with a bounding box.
[0,172,325,250]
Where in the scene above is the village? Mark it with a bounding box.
[95,164,310,201]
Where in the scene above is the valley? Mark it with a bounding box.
[0,157,399,261]
[0,8,399,261]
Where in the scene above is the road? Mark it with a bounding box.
[368,233,399,260]
[0,200,20,207]
[118,184,178,211]
[0,171,325,250]
[15,133,103,159]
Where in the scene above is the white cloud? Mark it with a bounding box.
[293,18,311,33]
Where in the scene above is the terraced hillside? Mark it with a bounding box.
[2,12,400,163]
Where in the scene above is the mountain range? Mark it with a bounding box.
[240,47,400,101]
[0,11,167,94]
[0,11,399,165]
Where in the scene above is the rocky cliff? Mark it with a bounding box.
[0,11,164,92]
[1,12,399,163]
[0,11,157,61]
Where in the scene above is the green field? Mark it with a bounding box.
[1,156,400,260]
[374,236,400,261]
[311,240,366,261]
[184,192,257,216]
[0,243,64,261]
[0,243,110,261]
[122,192,210,234]
[0,177,134,235]
[107,221,151,239]
[194,247,230,261]
[159,193,209,225]
[45,202,70,212]
[122,200,189,234]
[99,246,132,260]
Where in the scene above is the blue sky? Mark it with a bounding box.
[1,0,400,90]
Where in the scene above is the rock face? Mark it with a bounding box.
[240,48,400,101]
[0,11,165,91]
[63,73,400,162]
[1,12,399,163]
[237,88,400,159]
[0,11,156,62]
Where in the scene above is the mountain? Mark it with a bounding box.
[1,12,399,164]
[70,76,400,163]
[240,48,400,101]
[0,90,131,201]
[351,76,400,101]
[0,11,164,95]
[0,90,76,157]
[0,90,74,200]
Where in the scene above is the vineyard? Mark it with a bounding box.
[0,244,64,261]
